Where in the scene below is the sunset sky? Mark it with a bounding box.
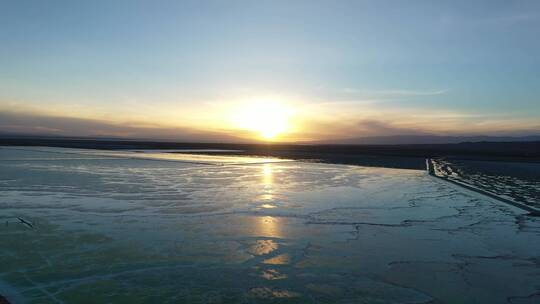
[1,0,539,142]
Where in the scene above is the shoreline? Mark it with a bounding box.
[2,138,540,170]
[427,158,540,216]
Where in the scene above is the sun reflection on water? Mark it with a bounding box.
[258,163,275,204]
[262,163,273,187]
[254,216,283,238]
[250,164,284,237]
[248,239,278,256]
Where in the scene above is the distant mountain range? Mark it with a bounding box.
[1,132,540,146]
[312,135,540,145]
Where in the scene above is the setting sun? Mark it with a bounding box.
[233,100,294,140]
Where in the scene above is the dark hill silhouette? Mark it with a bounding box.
[312,135,540,145]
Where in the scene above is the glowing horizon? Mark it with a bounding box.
[2,95,540,143]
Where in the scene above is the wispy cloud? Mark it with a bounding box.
[0,111,247,143]
[342,88,447,97]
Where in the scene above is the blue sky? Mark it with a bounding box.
[1,0,539,141]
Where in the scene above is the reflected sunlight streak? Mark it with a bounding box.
[255,216,283,238]
[261,163,274,202]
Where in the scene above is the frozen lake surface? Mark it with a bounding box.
[0,147,539,303]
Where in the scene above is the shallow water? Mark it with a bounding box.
[0,147,539,303]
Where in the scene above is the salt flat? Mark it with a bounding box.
[0,147,539,303]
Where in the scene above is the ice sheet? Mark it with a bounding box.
[0,147,539,303]
[1,146,288,165]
